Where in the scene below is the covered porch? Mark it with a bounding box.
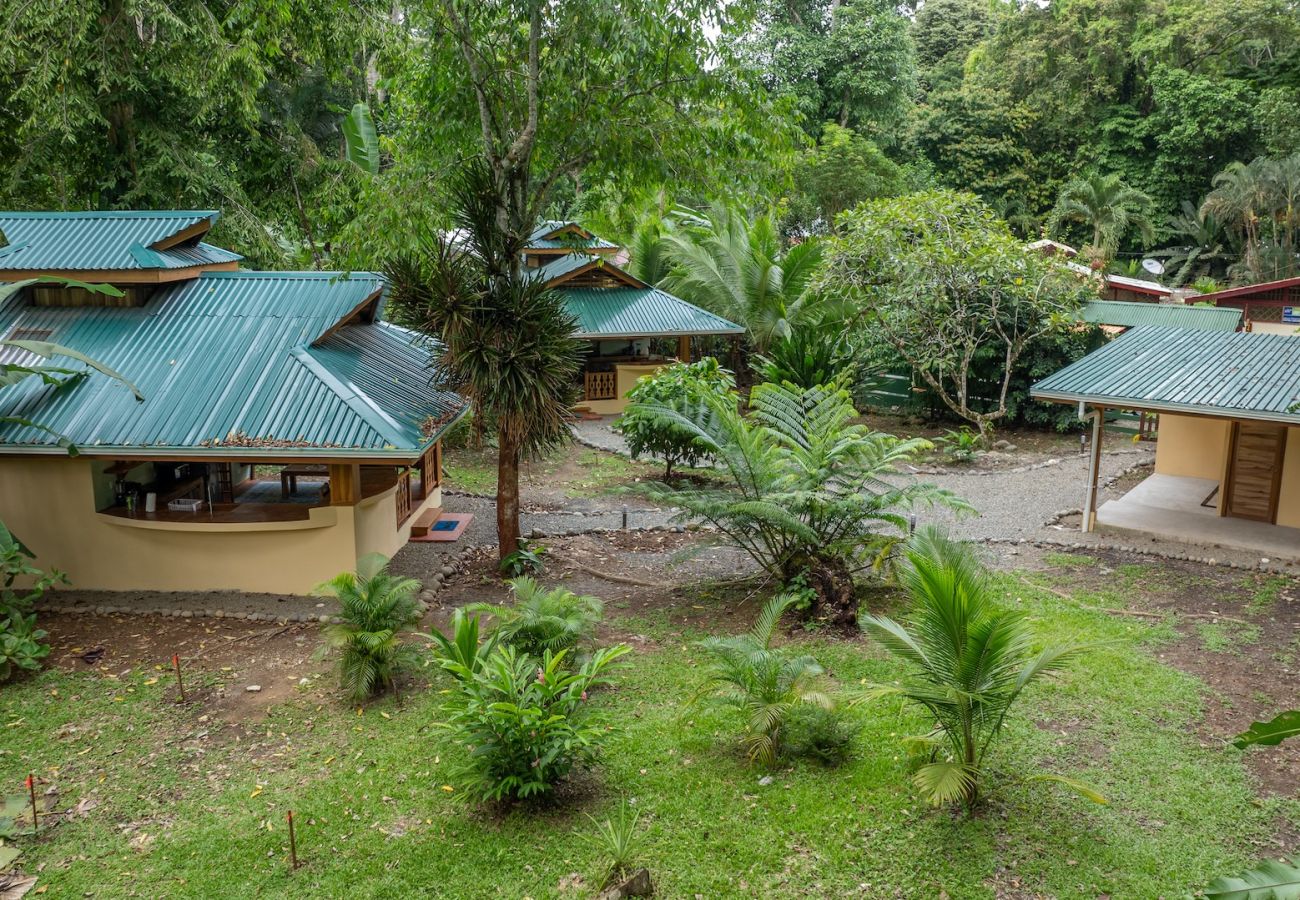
[1030,325,1300,561]
[1096,472,1300,561]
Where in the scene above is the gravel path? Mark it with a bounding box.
[570,416,630,455]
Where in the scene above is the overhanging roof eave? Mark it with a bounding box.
[578,328,745,340]
[1030,390,1300,426]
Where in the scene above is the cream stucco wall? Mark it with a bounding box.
[1277,428,1300,529]
[580,362,669,415]
[0,457,439,595]
[1249,323,1300,337]
[1154,415,1231,480]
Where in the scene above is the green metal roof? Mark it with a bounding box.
[0,210,242,271]
[1081,300,1242,331]
[1031,326,1300,424]
[0,271,465,456]
[527,253,626,285]
[559,286,744,339]
[527,221,619,251]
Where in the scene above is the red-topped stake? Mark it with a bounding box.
[287,810,299,870]
[172,653,185,702]
[26,773,37,832]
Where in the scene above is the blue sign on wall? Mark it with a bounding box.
[1284,306,1300,324]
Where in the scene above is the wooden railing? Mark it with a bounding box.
[584,371,617,401]
[395,468,414,525]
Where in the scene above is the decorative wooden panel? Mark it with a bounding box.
[1224,422,1287,523]
[585,371,617,401]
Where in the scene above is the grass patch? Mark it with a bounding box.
[1042,552,1098,569]
[1245,575,1291,614]
[2,575,1296,897]
[1196,621,1262,654]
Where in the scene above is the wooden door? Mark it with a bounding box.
[1224,423,1288,523]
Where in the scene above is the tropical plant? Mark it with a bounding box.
[315,553,424,701]
[472,577,603,658]
[1203,858,1300,899]
[1234,710,1300,749]
[754,325,853,390]
[385,162,585,560]
[784,704,857,766]
[0,612,49,683]
[631,380,966,625]
[660,204,828,354]
[439,643,630,803]
[694,594,832,766]
[616,358,736,479]
[1047,172,1155,262]
[498,542,547,578]
[858,528,1099,809]
[822,191,1091,441]
[423,608,495,681]
[581,800,644,887]
[937,427,983,463]
[1202,154,1300,283]
[1151,201,1234,285]
[341,102,380,176]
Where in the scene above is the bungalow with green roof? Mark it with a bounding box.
[1031,326,1300,560]
[525,222,744,414]
[0,210,466,594]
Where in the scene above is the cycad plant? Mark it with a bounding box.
[859,529,1098,809]
[316,553,424,701]
[472,576,603,658]
[631,380,965,625]
[694,593,832,766]
[660,203,827,354]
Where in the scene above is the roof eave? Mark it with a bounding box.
[1029,389,1300,426]
[577,328,745,340]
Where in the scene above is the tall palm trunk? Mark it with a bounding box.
[497,430,521,560]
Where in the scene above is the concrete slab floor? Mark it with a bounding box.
[1097,473,1300,561]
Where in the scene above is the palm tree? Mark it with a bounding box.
[631,380,967,625]
[316,553,424,701]
[385,162,585,560]
[859,528,1096,809]
[659,204,826,354]
[1047,172,1155,263]
[694,593,831,766]
[1203,154,1300,282]
[1151,201,1234,286]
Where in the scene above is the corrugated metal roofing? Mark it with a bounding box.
[1030,326,1300,424]
[559,286,744,338]
[527,220,619,251]
[0,210,242,271]
[527,254,603,284]
[1081,300,1242,332]
[0,271,464,456]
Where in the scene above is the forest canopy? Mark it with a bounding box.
[0,0,1296,281]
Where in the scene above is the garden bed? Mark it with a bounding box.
[3,537,1299,897]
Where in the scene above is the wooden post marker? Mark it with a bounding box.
[26,774,37,832]
[172,653,185,702]
[287,810,299,870]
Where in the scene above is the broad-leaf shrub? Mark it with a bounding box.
[615,358,735,479]
[0,521,62,683]
[859,528,1099,809]
[440,644,630,802]
[473,576,603,658]
[316,553,424,701]
[423,608,495,680]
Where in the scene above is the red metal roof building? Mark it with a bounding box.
[1196,276,1300,335]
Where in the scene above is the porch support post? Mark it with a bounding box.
[329,463,360,506]
[1082,407,1105,533]
[677,334,691,362]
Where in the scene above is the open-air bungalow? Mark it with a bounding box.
[1031,325,1300,561]
[525,222,744,414]
[0,211,466,594]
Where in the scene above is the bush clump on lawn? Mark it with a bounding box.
[615,357,735,479]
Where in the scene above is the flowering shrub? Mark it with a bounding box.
[440,643,630,803]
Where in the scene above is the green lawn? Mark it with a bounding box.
[2,574,1295,898]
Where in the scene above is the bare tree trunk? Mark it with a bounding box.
[497,430,521,561]
[807,555,857,627]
